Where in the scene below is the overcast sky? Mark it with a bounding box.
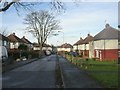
[0,0,119,46]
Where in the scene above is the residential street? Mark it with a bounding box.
[2,54,103,88]
[2,55,57,88]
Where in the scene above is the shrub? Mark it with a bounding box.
[8,50,20,63]
[29,50,39,58]
[92,58,96,61]
[85,58,89,61]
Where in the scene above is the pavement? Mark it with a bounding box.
[58,55,103,88]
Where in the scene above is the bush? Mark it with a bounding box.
[21,51,30,58]
[8,50,20,63]
[85,58,89,61]
[92,58,96,61]
[29,50,39,58]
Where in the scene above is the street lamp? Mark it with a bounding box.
[58,31,65,57]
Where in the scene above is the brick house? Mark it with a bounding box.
[57,43,73,52]
[7,33,24,49]
[33,43,52,51]
[73,37,84,55]
[91,24,120,61]
[82,34,94,58]
[0,33,10,49]
[21,36,33,51]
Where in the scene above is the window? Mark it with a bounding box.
[4,41,7,46]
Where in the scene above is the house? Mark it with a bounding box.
[7,33,24,49]
[57,43,73,52]
[73,37,83,51]
[92,24,120,61]
[73,37,84,55]
[33,43,52,51]
[0,33,10,49]
[21,36,33,51]
[82,34,94,58]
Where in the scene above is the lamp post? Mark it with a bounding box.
[58,31,65,57]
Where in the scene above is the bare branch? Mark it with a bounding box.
[24,10,60,56]
[0,1,15,12]
[0,0,65,13]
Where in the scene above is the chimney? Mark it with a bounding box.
[88,34,90,36]
[23,36,25,38]
[105,24,110,28]
[80,37,82,40]
[13,33,15,35]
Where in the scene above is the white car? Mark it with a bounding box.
[0,46,8,63]
[45,50,51,56]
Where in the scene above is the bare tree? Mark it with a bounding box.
[0,27,9,36]
[0,0,65,13]
[24,10,60,57]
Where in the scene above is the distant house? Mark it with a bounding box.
[21,36,33,51]
[0,33,10,49]
[73,37,84,55]
[91,24,120,61]
[57,43,73,52]
[82,34,94,58]
[7,33,24,49]
[33,43,52,51]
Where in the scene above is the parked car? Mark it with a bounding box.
[45,50,51,56]
[0,46,8,63]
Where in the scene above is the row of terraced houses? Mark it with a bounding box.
[57,24,120,61]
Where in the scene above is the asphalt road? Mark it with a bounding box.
[2,55,57,88]
[2,54,103,89]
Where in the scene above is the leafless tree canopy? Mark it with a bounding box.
[0,0,65,13]
[0,27,9,36]
[24,10,60,55]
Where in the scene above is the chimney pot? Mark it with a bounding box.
[80,37,82,40]
[88,34,90,36]
[105,24,110,28]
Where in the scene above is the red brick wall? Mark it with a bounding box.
[94,49,119,61]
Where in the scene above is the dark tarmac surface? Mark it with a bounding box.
[2,54,103,88]
[58,55,103,88]
[2,55,57,88]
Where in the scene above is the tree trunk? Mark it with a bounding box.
[39,44,43,58]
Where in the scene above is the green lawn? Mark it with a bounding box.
[65,55,119,88]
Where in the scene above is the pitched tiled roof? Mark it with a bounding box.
[58,43,73,48]
[21,36,32,44]
[0,33,9,41]
[94,24,120,40]
[83,34,94,44]
[7,33,24,43]
[73,38,84,45]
